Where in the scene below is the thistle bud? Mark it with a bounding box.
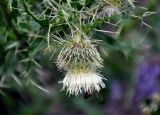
[100,0,135,17]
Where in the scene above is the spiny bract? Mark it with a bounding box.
[56,37,103,71]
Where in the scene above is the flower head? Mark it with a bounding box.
[135,56,160,102]
[100,0,135,17]
[55,32,106,96]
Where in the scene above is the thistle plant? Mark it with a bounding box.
[52,31,106,96]
[0,0,158,98]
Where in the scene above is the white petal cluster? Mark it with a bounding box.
[59,71,106,96]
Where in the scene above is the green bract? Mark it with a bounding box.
[56,33,103,72]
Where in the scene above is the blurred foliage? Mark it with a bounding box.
[0,0,160,115]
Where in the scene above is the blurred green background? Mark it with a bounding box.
[0,0,160,115]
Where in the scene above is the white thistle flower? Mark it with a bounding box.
[59,71,106,96]
[55,33,106,96]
